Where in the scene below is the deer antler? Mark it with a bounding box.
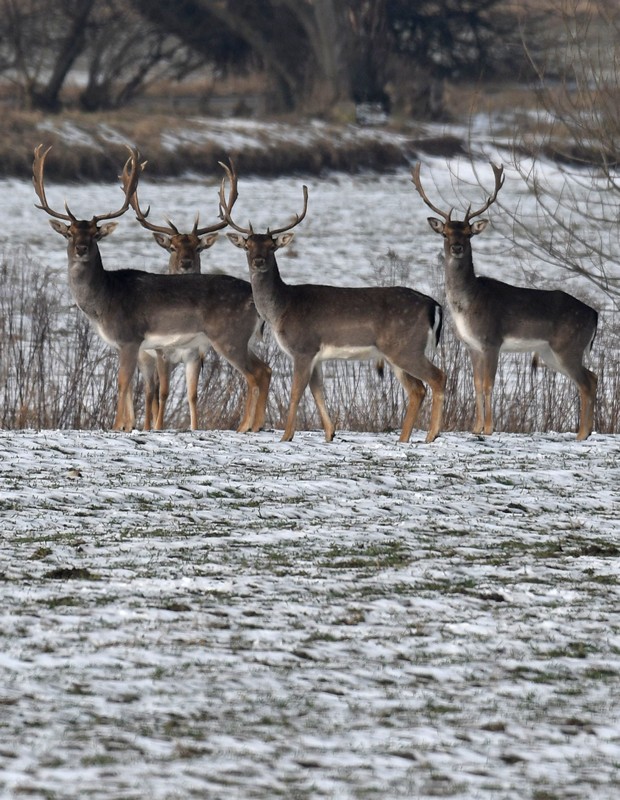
[218,158,251,234]
[34,144,142,224]
[412,162,505,223]
[267,185,309,235]
[128,159,236,237]
[463,163,505,223]
[32,144,76,221]
[411,163,451,221]
[92,145,142,224]
[218,158,308,236]
[192,158,238,236]
[122,157,180,236]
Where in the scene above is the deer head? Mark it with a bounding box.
[33,143,142,256]
[121,158,238,274]
[218,160,308,271]
[411,162,504,258]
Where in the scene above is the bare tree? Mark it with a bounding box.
[0,0,202,111]
[78,0,203,111]
[499,0,620,305]
[130,0,517,117]
[0,0,95,111]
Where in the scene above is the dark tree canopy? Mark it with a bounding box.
[0,0,532,115]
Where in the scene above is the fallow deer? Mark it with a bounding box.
[412,162,598,440]
[33,145,271,433]
[220,163,445,443]
[123,159,250,431]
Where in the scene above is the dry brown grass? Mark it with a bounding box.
[0,71,608,183]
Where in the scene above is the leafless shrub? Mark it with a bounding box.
[0,247,118,428]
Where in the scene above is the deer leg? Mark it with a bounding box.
[282,358,313,442]
[185,356,202,431]
[469,350,486,434]
[309,363,335,442]
[574,366,597,441]
[470,350,497,435]
[393,358,445,443]
[577,369,597,440]
[155,352,170,430]
[481,350,499,435]
[237,374,260,434]
[150,379,160,430]
[250,353,272,432]
[237,350,272,433]
[392,367,426,442]
[138,353,157,431]
[424,364,446,443]
[209,340,262,434]
[113,346,139,431]
[538,347,597,440]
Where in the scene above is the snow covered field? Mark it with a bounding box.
[1,427,619,799]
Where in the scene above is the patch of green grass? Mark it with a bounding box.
[46,595,81,608]
[45,566,98,580]
[30,547,53,560]
[319,539,413,570]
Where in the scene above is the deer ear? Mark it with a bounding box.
[275,232,295,249]
[471,219,489,235]
[153,232,172,251]
[49,219,71,239]
[427,217,444,235]
[197,233,219,251]
[226,232,247,249]
[96,222,119,240]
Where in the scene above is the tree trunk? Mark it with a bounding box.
[30,0,96,112]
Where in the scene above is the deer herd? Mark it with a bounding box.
[32,144,598,443]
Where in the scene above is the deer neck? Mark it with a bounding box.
[67,244,110,320]
[443,241,479,312]
[248,255,290,325]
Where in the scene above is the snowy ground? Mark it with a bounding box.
[1,125,619,798]
[1,427,619,799]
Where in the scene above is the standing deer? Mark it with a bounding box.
[33,144,271,433]
[122,159,238,430]
[220,164,445,443]
[412,162,598,440]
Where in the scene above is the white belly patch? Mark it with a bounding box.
[317,344,382,362]
[141,332,210,356]
[501,336,547,353]
[452,310,549,355]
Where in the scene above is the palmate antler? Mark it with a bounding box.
[217,158,308,235]
[411,161,505,222]
[124,158,239,237]
[33,143,142,223]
